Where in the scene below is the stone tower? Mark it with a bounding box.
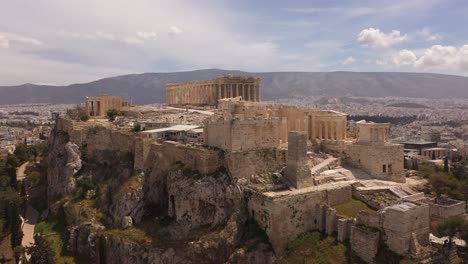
[284,131,312,188]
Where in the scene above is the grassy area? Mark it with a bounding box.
[278,231,348,264]
[65,199,103,225]
[34,220,77,264]
[333,199,374,218]
[104,217,168,247]
[116,174,142,198]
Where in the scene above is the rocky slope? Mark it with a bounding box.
[1,69,468,104]
[42,118,275,264]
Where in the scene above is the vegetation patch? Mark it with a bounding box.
[65,199,103,225]
[33,219,77,264]
[278,231,348,264]
[333,199,374,218]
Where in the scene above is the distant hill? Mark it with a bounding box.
[385,102,429,108]
[0,69,467,105]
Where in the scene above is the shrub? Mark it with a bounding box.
[79,113,90,122]
[132,123,142,132]
[106,109,121,121]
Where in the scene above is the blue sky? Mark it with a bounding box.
[1,0,468,85]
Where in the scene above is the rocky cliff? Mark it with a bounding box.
[42,117,275,264]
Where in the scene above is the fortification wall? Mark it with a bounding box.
[427,199,466,219]
[350,225,380,263]
[345,144,405,182]
[204,118,280,152]
[145,141,224,174]
[225,148,286,179]
[85,127,136,163]
[248,182,353,255]
[382,203,430,255]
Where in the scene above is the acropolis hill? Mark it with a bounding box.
[39,75,466,264]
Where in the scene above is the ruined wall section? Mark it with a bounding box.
[225,148,286,179]
[350,225,380,264]
[382,203,430,256]
[345,144,405,182]
[248,182,353,255]
[145,141,224,175]
[204,117,280,152]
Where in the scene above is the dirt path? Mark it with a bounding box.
[15,162,28,181]
[21,206,39,260]
[15,162,39,261]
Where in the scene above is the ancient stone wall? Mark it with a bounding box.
[225,148,286,179]
[350,225,380,264]
[85,127,136,164]
[248,182,353,255]
[204,101,348,151]
[204,118,280,152]
[355,210,381,229]
[134,137,153,171]
[145,141,224,174]
[427,199,466,219]
[284,131,312,188]
[382,202,430,256]
[345,143,405,182]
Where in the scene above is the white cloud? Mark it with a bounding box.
[0,32,42,47]
[0,35,9,48]
[414,45,462,69]
[95,31,115,40]
[60,30,115,40]
[418,27,443,41]
[282,7,374,17]
[357,27,408,48]
[123,37,144,45]
[341,57,355,65]
[388,45,468,73]
[168,26,183,35]
[136,31,157,40]
[391,49,417,66]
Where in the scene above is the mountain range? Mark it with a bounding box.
[0,69,467,105]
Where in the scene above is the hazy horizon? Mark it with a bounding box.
[1,0,468,85]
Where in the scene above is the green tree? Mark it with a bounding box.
[14,144,33,163]
[76,176,96,199]
[132,123,141,132]
[5,154,20,186]
[436,216,467,246]
[26,234,54,264]
[429,172,459,203]
[106,109,120,121]
[79,113,90,122]
[444,157,449,173]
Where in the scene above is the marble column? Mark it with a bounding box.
[318,122,322,139]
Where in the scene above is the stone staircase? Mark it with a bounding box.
[310,156,339,176]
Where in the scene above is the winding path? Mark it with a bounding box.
[15,162,39,261]
[15,162,28,181]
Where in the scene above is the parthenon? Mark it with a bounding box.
[166,75,261,106]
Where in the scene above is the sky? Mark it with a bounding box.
[1,0,468,85]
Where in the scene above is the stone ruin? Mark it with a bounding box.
[76,76,466,263]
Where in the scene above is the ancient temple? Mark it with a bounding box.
[166,75,261,106]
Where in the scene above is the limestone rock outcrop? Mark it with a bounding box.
[46,130,82,209]
[42,118,276,264]
[108,173,145,228]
